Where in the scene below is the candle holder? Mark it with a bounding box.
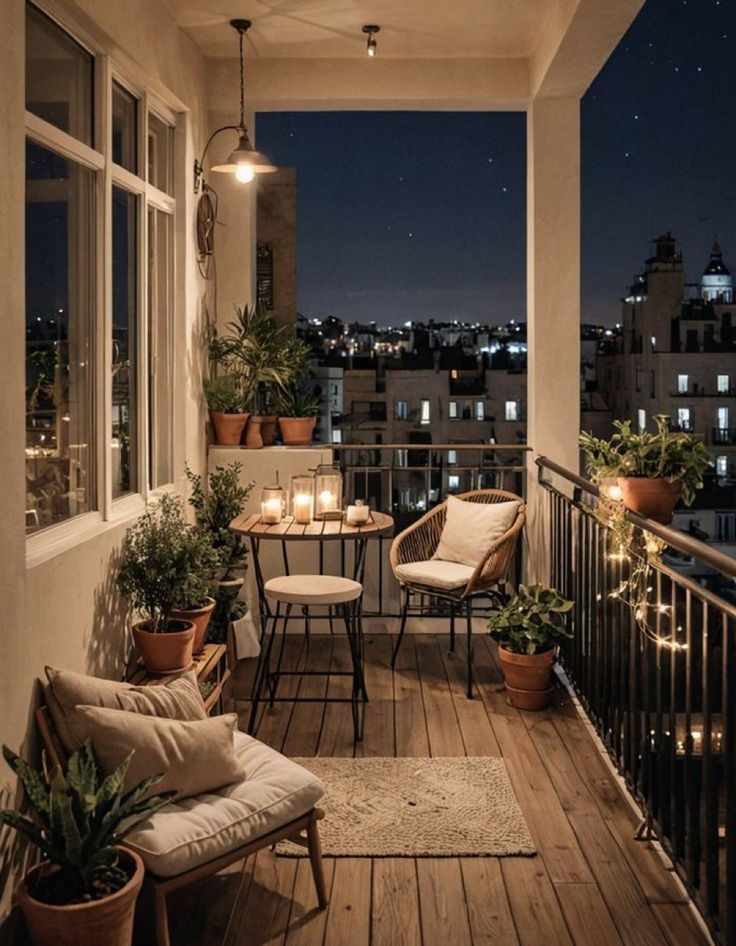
[289,474,315,525]
[260,481,285,524]
[314,463,343,520]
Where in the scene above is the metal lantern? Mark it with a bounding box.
[260,480,285,524]
[289,474,315,525]
[314,463,343,520]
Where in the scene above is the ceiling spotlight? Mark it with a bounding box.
[362,24,380,57]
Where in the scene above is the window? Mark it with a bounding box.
[716,455,728,477]
[718,374,730,394]
[112,82,139,173]
[147,208,173,489]
[677,407,691,430]
[25,142,95,534]
[448,474,460,490]
[148,112,173,195]
[716,512,736,543]
[26,3,93,145]
[677,374,689,394]
[331,429,343,444]
[112,187,138,498]
[718,406,730,431]
[447,450,457,465]
[475,401,485,421]
[505,400,518,422]
[420,399,430,425]
[395,400,408,420]
[638,409,647,432]
[449,400,458,420]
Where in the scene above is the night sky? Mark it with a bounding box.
[256,0,736,328]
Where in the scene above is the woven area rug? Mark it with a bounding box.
[276,756,535,858]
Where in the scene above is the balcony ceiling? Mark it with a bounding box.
[163,0,554,59]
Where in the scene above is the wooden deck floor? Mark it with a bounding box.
[163,624,711,946]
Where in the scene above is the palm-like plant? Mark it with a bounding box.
[0,742,174,903]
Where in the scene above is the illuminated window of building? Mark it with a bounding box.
[718,374,730,393]
[677,374,689,393]
[717,455,728,477]
[638,409,646,432]
[449,400,458,420]
[395,400,408,420]
[448,474,460,490]
[420,399,430,425]
[677,407,691,430]
[505,400,518,422]
[448,450,457,465]
[475,401,485,421]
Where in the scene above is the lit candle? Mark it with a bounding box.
[317,489,336,516]
[261,498,283,524]
[607,485,624,502]
[294,493,312,525]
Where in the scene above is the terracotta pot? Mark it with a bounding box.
[257,415,278,446]
[210,411,248,446]
[617,477,682,525]
[279,416,316,446]
[16,847,143,946]
[170,597,215,654]
[244,415,264,449]
[132,619,195,673]
[498,645,555,711]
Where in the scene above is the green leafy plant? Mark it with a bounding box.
[487,584,573,656]
[579,414,712,506]
[117,493,218,632]
[186,463,254,579]
[203,374,245,414]
[275,379,320,418]
[0,742,174,905]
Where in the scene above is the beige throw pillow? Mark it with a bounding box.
[45,667,134,755]
[116,671,206,721]
[75,706,245,800]
[433,496,521,568]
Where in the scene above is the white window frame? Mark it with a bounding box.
[25,4,181,568]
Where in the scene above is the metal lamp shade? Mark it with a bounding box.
[210,132,277,175]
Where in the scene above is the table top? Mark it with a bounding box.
[230,511,394,541]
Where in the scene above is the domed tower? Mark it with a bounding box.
[701,241,733,302]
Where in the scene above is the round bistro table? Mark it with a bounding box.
[229,511,394,740]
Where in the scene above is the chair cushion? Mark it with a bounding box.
[434,496,521,567]
[124,731,325,877]
[395,559,475,591]
[265,574,362,605]
[116,670,207,721]
[76,707,245,800]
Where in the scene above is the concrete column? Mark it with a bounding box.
[525,95,580,582]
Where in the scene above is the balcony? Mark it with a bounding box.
[712,428,736,446]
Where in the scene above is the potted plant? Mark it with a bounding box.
[169,524,220,655]
[0,742,174,946]
[580,414,712,524]
[117,494,216,672]
[488,584,573,710]
[186,463,254,645]
[276,379,320,446]
[204,374,249,446]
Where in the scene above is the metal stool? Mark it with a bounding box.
[248,575,366,741]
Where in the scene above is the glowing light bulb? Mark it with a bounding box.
[235,165,254,183]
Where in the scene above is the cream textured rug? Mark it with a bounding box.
[276,757,535,857]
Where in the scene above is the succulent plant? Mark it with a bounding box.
[0,742,174,904]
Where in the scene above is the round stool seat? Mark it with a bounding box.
[264,574,362,606]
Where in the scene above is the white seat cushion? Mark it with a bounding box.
[124,730,324,877]
[395,559,475,591]
[434,496,521,567]
[265,574,362,605]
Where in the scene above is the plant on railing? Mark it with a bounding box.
[0,742,173,905]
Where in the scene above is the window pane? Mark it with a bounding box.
[147,208,173,488]
[26,3,93,146]
[112,186,138,498]
[112,82,138,173]
[148,112,173,194]
[26,141,94,534]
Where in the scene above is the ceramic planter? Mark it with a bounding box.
[132,619,195,673]
[210,411,249,446]
[256,415,278,446]
[16,848,143,946]
[170,597,215,654]
[279,416,316,446]
[498,645,555,711]
[617,476,682,525]
[244,415,264,449]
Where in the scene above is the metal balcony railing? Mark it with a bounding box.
[537,456,736,945]
[712,427,736,445]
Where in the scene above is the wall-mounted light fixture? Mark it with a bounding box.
[193,19,276,192]
[362,24,380,57]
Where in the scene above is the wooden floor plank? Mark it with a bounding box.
[442,637,501,756]
[394,636,430,757]
[317,635,358,759]
[230,850,298,946]
[323,859,371,946]
[355,634,395,758]
[415,634,465,758]
[371,859,423,946]
[650,903,711,946]
[501,859,574,946]
[281,635,333,758]
[460,858,519,945]
[416,858,473,946]
[178,859,249,946]
[283,859,336,946]
[245,636,307,752]
[555,883,625,946]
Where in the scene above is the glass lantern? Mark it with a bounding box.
[314,463,343,520]
[260,481,285,524]
[289,474,314,525]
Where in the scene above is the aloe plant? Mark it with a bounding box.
[0,742,174,904]
[488,584,573,656]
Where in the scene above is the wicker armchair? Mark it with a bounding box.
[389,488,526,697]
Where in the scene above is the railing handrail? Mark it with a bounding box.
[334,443,531,452]
[536,454,736,581]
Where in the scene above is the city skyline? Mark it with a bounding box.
[258,0,736,327]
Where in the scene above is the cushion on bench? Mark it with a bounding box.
[123,731,324,877]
